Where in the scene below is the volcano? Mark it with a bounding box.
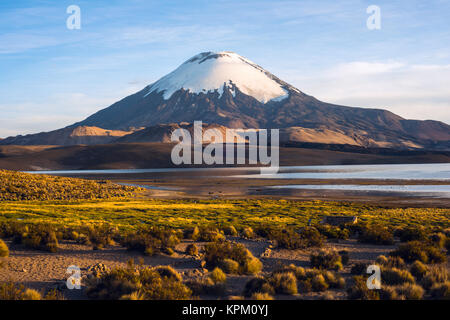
[2,51,450,149]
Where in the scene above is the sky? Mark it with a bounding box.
[0,0,449,138]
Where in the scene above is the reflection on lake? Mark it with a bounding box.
[270,184,450,197]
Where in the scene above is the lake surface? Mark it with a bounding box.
[235,163,450,180]
[26,163,450,198]
[26,163,450,180]
[270,184,450,196]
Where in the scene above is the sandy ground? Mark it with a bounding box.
[0,237,399,300]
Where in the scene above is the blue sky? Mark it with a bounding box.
[1,0,449,137]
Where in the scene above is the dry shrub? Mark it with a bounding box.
[197,227,225,242]
[391,241,446,264]
[410,260,428,280]
[316,225,350,240]
[209,267,227,284]
[243,277,275,297]
[122,226,180,256]
[242,227,254,239]
[347,276,379,300]
[87,224,116,250]
[381,267,415,285]
[250,292,274,300]
[257,226,324,249]
[430,281,450,299]
[310,249,343,271]
[430,233,447,249]
[350,263,368,275]
[0,239,9,257]
[218,259,240,274]
[19,224,58,252]
[204,241,262,275]
[185,243,198,256]
[268,272,297,295]
[86,263,191,300]
[358,224,394,245]
[223,225,238,236]
[421,265,449,290]
[396,226,427,242]
[22,289,42,300]
[394,283,424,300]
[186,277,225,296]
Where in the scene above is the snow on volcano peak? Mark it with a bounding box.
[144,51,289,103]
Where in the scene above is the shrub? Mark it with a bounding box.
[259,227,303,249]
[268,272,297,295]
[123,226,180,256]
[273,264,306,279]
[0,239,9,257]
[429,281,450,299]
[379,286,398,300]
[184,226,200,240]
[322,271,346,289]
[358,225,394,245]
[243,278,274,297]
[381,267,415,285]
[20,224,58,252]
[88,224,115,250]
[185,243,198,256]
[85,263,191,300]
[338,250,350,265]
[377,255,406,269]
[347,276,380,300]
[0,169,141,201]
[186,277,225,296]
[0,283,61,300]
[299,227,325,247]
[242,227,254,239]
[257,226,324,249]
[311,274,329,292]
[421,265,449,290]
[316,225,349,240]
[250,292,274,300]
[223,225,238,236]
[204,241,262,275]
[310,249,343,270]
[410,261,428,280]
[210,267,227,284]
[154,265,182,282]
[23,289,42,300]
[218,259,240,274]
[396,227,427,242]
[198,227,225,242]
[394,283,424,300]
[0,282,26,300]
[375,255,388,265]
[244,258,263,275]
[430,233,447,248]
[391,241,446,264]
[350,263,367,275]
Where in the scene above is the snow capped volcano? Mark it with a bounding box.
[144,51,290,103]
[5,50,449,149]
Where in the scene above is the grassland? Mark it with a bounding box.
[0,198,449,232]
[0,169,142,200]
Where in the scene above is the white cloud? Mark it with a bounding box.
[289,61,450,124]
[0,87,141,138]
